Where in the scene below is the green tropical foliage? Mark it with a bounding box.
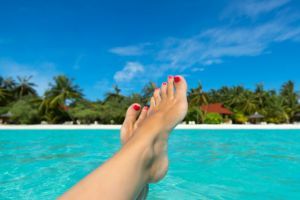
[0,75,299,124]
[0,88,10,105]
[44,75,83,107]
[204,113,223,124]
[68,101,101,124]
[9,96,40,124]
[233,113,248,124]
[185,106,204,124]
[39,75,83,124]
[14,76,37,98]
[188,83,208,106]
[280,81,299,123]
[0,77,13,105]
[141,82,157,105]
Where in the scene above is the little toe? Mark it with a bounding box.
[135,106,148,127]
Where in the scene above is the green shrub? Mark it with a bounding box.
[9,98,40,124]
[266,116,286,124]
[204,113,223,124]
[185,106,204,124]
[0,106,10,115]
[69,109,100,124]
[233,113,248,124]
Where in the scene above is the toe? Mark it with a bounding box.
[161,82,167,99]
[167,75,174,99]
[135,106,148,127]
[121,103,141,144]
[173,75,187,98]
[153,88,161,105]
[147,97,155,116]
[150,96,155,107]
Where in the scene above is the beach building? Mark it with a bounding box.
[249,112,265,124]
[0,112,12,124]
[200,103,233,117]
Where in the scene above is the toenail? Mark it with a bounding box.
[143,106,149,110]
[133,104,141,111]
[168,75,173,79]
[162,82,167,85]
[155,88,160,91]
[174,76,181,83]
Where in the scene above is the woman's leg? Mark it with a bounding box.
[59,75,187,200]
[121,104,150,200]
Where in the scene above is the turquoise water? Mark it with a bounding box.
[1,130,300,199]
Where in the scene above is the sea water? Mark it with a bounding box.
[0,129,300,199]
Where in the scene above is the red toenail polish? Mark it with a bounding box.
[155,88,160,90]
[143,106,149,110]
[133,104,141,111]
[174,76,181,83]
[168,75,173,79]
[162,82,167,85]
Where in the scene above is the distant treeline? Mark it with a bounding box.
[0,75,299,124]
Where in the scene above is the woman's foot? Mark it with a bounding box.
[60,75,188,200]
[148,75,188,129]
[121,104,148,145]
[122,75,188,183]
[121,104,149,200]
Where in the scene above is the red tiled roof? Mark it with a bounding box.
[200,103,233,115]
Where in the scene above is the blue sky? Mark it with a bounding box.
[0,0,300,100]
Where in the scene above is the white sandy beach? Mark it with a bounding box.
[1,124,300,130]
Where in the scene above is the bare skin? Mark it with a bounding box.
[60,75,188,200]
[121,105,150,200]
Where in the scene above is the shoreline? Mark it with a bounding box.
[1,124,300,130]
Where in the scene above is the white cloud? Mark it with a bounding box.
[203,59,222,66]
[223,0,290,18]
[109,43,150,56]
[0,59,60,95]
[73,54,84,70]
[110,0,300,79]
[275,26,300,42]
[114,62,144,82]
[191,67,205,72]
[157,12,300,69]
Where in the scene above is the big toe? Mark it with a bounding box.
[174,75,187,98]
[121,103,141,144]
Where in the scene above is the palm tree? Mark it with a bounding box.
[44,75,83,108]
[188,82,208,106]
[280,81,299,123]
[0,87,10,105]
[186,83,208,124]
[265,94,288,123]
[209,86,230,104]
[254,84,267,110]
[39,75,82,123]
[240,90,257,115]
[14,76,37,98]
[218,86,246,110]
[104,85,123,103]
[1,77,16,90]
[0,76,13,105]
[141,81,157,104]
[0,76,3,88]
